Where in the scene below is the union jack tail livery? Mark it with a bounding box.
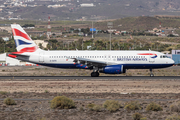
[11,24,38,54]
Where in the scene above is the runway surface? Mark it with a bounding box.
[0,76,179,80]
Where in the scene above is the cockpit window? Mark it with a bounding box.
[161,55,168,58]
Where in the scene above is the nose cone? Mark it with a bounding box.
[170,59,175,65]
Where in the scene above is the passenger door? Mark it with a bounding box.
[149,53,155,62]
[39,51,44,63]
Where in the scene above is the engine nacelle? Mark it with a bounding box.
[100,65,123,74]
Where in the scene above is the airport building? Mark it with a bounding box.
[167,50,180,65]
[0,53,36,66]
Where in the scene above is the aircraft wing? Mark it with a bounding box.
[72,57,116,68]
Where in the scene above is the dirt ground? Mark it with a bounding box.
[0,66,179,120]
[0,66,179,76]
[0,80,180,93]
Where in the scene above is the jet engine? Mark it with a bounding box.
[99,65,123,74]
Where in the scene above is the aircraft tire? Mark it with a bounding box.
[91,72,99,77]
[150,74,154,77]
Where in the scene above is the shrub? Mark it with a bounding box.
[132,113,142,120]
[79,106,84,111]
[37,118,46,120]
[87,103,96,110]
[44,90,49,93]
[50,96,75,109]
[140,118,147,120]
[4,98,16,105]
[170,101,180,112]
[146,102,163,111]
[103,100,121,112]
[166,115,180,120]
[92,105,102,112]
[0,91,8,95]
[87,103,102,112]
[124,101,141,111]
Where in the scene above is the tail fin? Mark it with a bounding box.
[11,24,38,53]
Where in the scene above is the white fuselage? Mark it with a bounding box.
[20,50,174,69]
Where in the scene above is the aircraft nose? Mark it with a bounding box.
[170,59,175,65]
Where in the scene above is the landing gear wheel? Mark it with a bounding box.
[149,69,154,77]
[150,74,154,77]
[91,72,99,77]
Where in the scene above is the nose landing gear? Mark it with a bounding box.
[150,69,154,77]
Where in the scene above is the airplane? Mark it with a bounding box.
[8,24,175,77]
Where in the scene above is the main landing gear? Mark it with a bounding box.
[91,72,99,77]
[91,66,99,77]
[150,69,154,77]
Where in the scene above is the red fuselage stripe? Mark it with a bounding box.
[138,53,157,56]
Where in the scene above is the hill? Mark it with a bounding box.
[3,0,180,20]
[94,16,180,31]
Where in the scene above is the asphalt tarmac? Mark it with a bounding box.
[0,76,179,80]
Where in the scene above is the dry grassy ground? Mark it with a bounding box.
[0,66,179,76]
[0,66,179,120]
[0,80,180,93]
